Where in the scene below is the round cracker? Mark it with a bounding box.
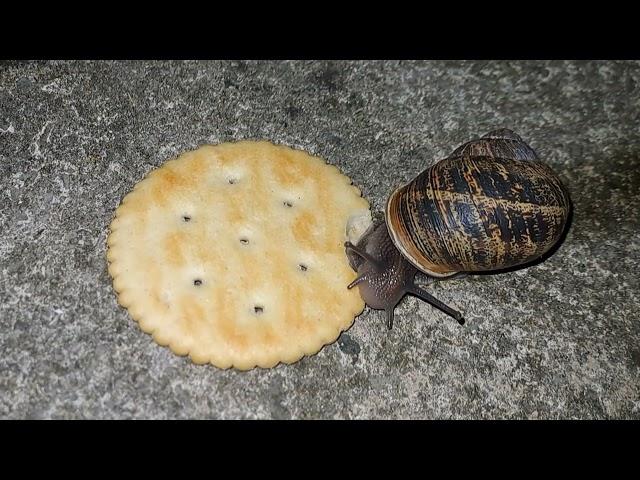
[107,141,371,370]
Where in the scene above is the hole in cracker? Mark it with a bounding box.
[253,305,264,315]
[298,263,308,272]
[283,201,294,208]
[193,279,203,286]
[239,238,249,245]
[227,177,237,185]
[183,215,191,222]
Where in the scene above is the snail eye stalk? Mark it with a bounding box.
[344,241,384,270]
[408,285,465,326]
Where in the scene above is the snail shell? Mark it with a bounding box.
[385,128,571,278]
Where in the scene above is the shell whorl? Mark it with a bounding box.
[385,129,571,276]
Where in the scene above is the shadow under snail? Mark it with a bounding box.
[345,128,571,329]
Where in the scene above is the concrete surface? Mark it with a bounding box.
[1,60,639,419]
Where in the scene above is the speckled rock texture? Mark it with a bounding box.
[1,60,639,419]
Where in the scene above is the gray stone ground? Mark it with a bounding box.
[1,60,639,419]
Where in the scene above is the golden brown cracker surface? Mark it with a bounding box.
[107,141,371,370]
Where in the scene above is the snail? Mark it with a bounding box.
[345,128,571,329]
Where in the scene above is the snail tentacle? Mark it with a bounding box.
[408,285,465,326]
[344,241,384,270]
[386,308,396,330]
[347,274,368,290]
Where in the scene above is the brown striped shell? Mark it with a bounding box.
[385,129,571,278]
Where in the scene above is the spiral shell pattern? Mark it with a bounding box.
[385,129,571,277]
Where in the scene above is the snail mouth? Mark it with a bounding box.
[384,185,458,279]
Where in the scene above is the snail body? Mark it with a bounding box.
[346,128,571,329]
